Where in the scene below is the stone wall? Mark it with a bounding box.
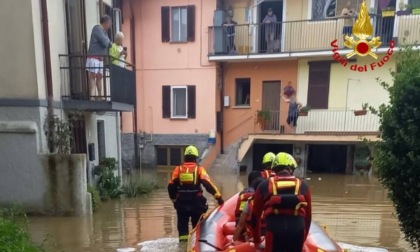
[0,121,91,216]
[121,133,209,169]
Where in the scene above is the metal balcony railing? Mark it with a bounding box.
[59,54,135,105]
[255,109,380,135]
[208,14,420,56]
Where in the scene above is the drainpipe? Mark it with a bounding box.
[40,0,55,153]
[129,0,139,169]
[219,63,225,154]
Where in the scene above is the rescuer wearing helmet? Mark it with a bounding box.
[261,152,276,179]
[167,145,224,242]
[232,171,265,243]
[251,152,312,252]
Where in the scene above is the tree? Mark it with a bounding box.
[373,45,420,249]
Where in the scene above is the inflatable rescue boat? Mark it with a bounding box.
[187,193,343,252]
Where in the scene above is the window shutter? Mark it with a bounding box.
[187,85,196,119]
[187,5,196,42]
[161,6,170,42]
[162,86,171,118]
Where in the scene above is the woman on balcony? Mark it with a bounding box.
[282,85,302,133]
[109,32,127,68]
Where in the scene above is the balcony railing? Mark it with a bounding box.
[255,109,379,135]
[59,54,135,110]
[209,14,420,56]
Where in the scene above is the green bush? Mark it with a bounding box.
[95,158,123,200]
[0,207,44,252]
[372,45,420,249]
[87,185,101,212]
[122,175,159,198]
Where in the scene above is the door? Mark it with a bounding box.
[307,144,347,173]
[259,1,283,53]
[307,61,331,109]
[71,119,87,154]
[262,81,281,131]
[65,0,87,98]
[97,120,106,161]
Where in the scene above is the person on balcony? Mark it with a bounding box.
[341,1,356,41]
[86,15,112,100]
[109,32,127,68]
[223,16,237,54]
[282,85,302,133]
[262,8,277,53]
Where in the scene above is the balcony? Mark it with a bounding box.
[60,55,135,111]
[208,14,420,61]
[255,109,380,136]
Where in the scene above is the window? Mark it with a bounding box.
[307,61,331,109]
[162,85,196,119]
[235,78,251,106]
[113,9,122,33]
[171,7,188,42]
[311,0,337,19]
[156,146,186,167]
[172,86,187,118]
[161,6,195,43]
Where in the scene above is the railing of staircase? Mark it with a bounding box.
[220,139,242,175]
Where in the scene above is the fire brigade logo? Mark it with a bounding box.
[344,0,381,59]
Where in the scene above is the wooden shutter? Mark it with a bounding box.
[162,86,171,118]
[307,61,331,109]
[187,85,196,119]
[187,5,196,42]
[161,6,170,42]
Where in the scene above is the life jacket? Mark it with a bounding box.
[263,176,308,218]
[235,189,254,221]
[261,169,276,179]
[176,163,203,202]
[245,198,266,238]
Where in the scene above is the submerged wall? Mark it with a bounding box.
[0,121,91,216]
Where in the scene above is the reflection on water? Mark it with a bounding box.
[29,170,413,252]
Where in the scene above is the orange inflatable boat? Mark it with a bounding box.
[187,193,343,252]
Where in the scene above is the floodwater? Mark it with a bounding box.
[28,170,414,252]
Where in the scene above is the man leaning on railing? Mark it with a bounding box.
[86,15,112,100]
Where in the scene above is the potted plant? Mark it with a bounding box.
[354,103,368,116]
[412,2,420,14]
[382,6,395,17]
[257,110,270,130]
[299,106,310,116]
[397,1,411,15]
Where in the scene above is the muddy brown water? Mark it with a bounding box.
[29,171,414,252]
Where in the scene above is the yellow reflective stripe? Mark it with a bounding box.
[276,180,297,189]
[295,179,300,195]
[317,249,326,252]
[294,202,308,215]
[271,178,277,195]
[229,250,236,252]
[194,166,197,185]
[239,201,246,210]
[179,235,188,240]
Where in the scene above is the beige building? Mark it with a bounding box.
[0,0,135,210]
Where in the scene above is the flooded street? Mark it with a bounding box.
[29,171,413,252]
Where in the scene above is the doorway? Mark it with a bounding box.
[262,81,281,131]
[259,0,283,53]
[307,144,347,173]
[252,143,293,171]
[65,0,87,98]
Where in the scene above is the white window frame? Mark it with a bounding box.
[113,8,122,33]
[170,6,188,42]
[170,86,188,119]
